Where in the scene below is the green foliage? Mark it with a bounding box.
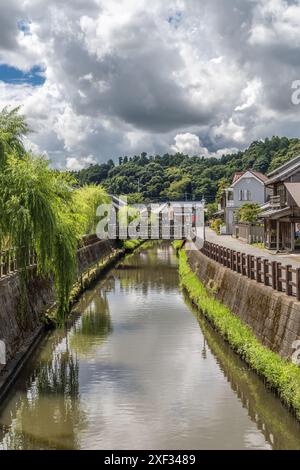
[0,150,78,319]
[206,202,218,220]
[72,185,110,237]
[210,218,223,234]
[0,107,110,320]
[0,106,30,158]
[177,248,300,420]
[123,239,143,251]
[75,136,300,205]
[216,178,229,203]
[237,203,261,223]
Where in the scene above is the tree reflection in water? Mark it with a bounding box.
[0,291,113,450]
[70,290,112,358]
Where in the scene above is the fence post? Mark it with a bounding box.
[237,252,241,273]
[296,268,300,301]
[241,254,246,276]
[250,256,253,279]
[263,259,269,286]
[271,261,277,290]
[230,250,234,271]
[256,257,262,283]
[247,255,251,278]
[277,263,283,292]
[286,265,293,296]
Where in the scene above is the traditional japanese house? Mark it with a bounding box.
[261,155,300,251]
[215,170,267,235]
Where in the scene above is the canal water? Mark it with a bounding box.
[0,243,300,450]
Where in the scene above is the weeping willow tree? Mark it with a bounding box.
[0,150,78,319]
[0,107,109,320]
[72,184,110,237]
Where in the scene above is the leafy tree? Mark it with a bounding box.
[0,106,30,157]
[237,203,261,223]
[73,136,300,206]
[0,107,110,320]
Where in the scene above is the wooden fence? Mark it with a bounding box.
[0,248,37,278]
[233,223,264,244]
[0,238,112,279]
[201,240,300,301]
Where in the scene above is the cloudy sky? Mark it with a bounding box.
[1,0,300,169]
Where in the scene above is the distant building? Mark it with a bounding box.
[260,156,300,251]
[216,170,268,235]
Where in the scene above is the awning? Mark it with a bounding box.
[260,206,292,219]
[284,182,300,208]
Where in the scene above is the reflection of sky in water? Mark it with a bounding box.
[1,244,300,450]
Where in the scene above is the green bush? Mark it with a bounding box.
[237,203,261,223]
[210,218,223,234]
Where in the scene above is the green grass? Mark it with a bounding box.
[177,248,300,420]
[172,240,185,252]
[123,239,144,251]
[251,242,265,249]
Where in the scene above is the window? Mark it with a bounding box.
[239,189,251,201]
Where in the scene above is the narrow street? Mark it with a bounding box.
[205,228,300,269]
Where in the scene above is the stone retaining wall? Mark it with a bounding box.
[0,240,117,371]
[186,249,300,359]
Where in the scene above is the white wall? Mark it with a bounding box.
[233,175,265,207]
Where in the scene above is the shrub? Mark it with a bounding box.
[210,218,223,234]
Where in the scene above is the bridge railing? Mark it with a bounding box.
[201,240,300,301]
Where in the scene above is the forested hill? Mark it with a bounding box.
[75,136,300,204]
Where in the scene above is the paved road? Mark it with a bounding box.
[205,227,300,269]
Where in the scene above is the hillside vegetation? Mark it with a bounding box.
[75,137,300,204]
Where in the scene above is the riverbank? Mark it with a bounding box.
[176,245,300,421]
[0,239,146,405]
[3,241,296,450]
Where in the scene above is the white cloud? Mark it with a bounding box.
[212,118,246,144]
[171,133,238,158]
[235,79,262,112]
[66,155,97,171]
[171,133,206,156]
[0,0,300,166]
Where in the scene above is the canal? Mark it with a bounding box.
[0,243,300,450]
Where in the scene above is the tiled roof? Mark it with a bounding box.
[251,171,269,182]
[232,172,244,184]
[231,170,267,184]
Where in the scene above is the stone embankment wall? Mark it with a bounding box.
[186,249,300,359]
[0,239,117,371]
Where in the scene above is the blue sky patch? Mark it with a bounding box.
[17,19,31,35]
[0,64,45,86]
[168,11,183,28]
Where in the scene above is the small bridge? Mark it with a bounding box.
[105,196,205,241]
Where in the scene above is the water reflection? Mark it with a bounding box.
[70,291,113,358]
[0,348,84,449]
[0,243,300,449]
[189,303,300,450]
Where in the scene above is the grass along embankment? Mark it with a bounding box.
[176,246,300,421]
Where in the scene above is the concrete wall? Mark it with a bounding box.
[0,239,117,372]
[186,249,300,360]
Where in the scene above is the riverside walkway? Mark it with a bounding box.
[205,227,300,269]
